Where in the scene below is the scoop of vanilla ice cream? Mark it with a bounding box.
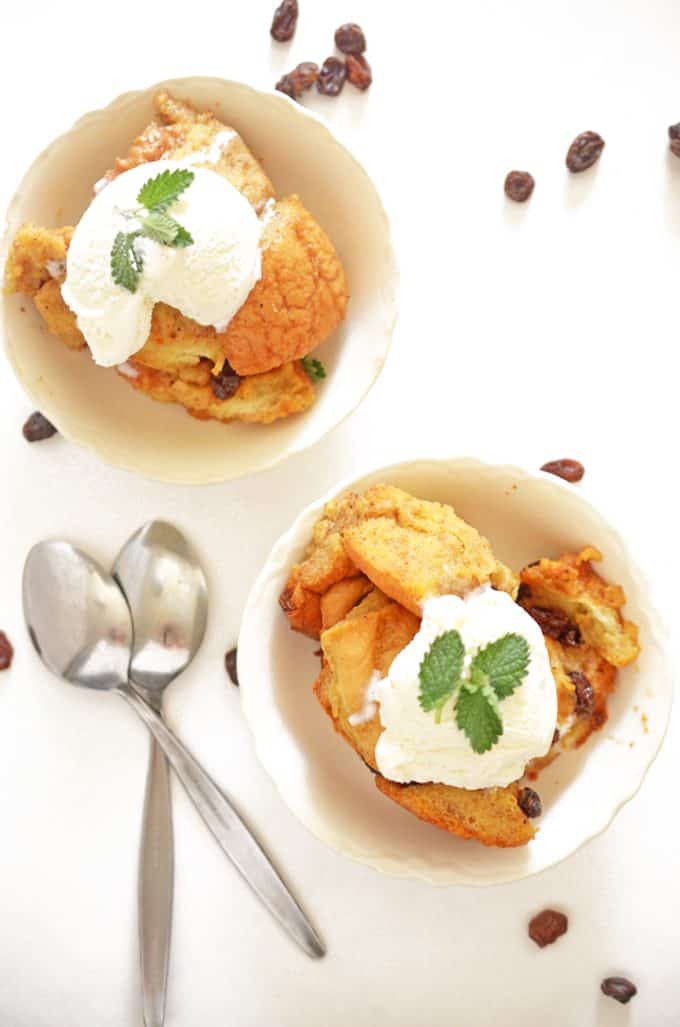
[374,586,557,790]
[61,160,262,367]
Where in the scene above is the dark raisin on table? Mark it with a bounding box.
[270,0,298,42]
[211,362,241,401]
[517,787,542,818]
[504,170,535,202]
[225,647,239,686]
[0,632,14,671]
[334,22,366,54]
[345,54,372,91]
[568,670,595,716]
[601,977,637,1004]
[565,131,605,173]
[540,458,585,483]
[277,61,319,99]
[22,411,57,442]
[526,606,581,646]
[317,57,347,97]
[528,909,568,947]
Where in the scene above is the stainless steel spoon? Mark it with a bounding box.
[23,540,324,962]
[113,522,208,1027]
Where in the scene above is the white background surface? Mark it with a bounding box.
[0,0,678,1024]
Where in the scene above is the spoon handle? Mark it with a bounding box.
[139,727,173,1027]
[118,684,325,960]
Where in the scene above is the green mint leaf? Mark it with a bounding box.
[455,680,503,754]
[301,356,327,382]
[137,168,195,212]
[418,629,464,721]
[139,211,180,246]
[172,223,194,247]
[471,633,530,700]
[111,231,143,293]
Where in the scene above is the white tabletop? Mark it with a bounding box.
[0,0,678,1024]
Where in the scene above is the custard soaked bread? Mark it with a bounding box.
[280,486,641,848]
[4,93,348,425]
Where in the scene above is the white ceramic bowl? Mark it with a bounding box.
[0,77,397,483]
[239,458,673,886]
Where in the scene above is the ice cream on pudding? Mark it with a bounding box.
[62,161,263,368]
[374,587,557,790]
[279,484,641,848]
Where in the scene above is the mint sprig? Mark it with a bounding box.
[110,168,195,293]
[301,356,327,382]
[418,631,530,753]
[418,630,464,722]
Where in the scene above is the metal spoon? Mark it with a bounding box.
[23,540,324,962]
[113,522,207,1027]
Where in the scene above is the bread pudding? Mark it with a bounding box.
[279,485,640,847]
[4,92,348,425]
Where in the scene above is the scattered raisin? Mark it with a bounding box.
[601,977,637,1004]
[671,138,680,159]
[566,131,605,173]
[270,0,298,42]
[568,670,595,715]
[225,648,239,686]
[277,61,319,99]
[0,632,13,671]
[317,57,347,96]
[345,54,372,91]
[517,787,542,818]
[527,606,581,646]
[22,411,57,442]
[528,909,568,947]
[504,170,535,202]
[211,362,241,401]
[334,22,366,54]
[540,458,584,483]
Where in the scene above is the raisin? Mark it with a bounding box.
[270,0,298,42]
[541,458,584,483]
[568,670,595,715]
[225,647,239,686]
[601,977,637,1004]
[517,787,542,818]
[671,138,680,159]
[22,411,57,442]
[317,57,347,96]
[504,170,535,202]
[528,909,568,947]
[527,606,581,646]
[0,632,13,671]
[277,62,319,99]
[211,362,241,401]
[566,131,605,172]
[334,22,366,54]
[345,54,372,91]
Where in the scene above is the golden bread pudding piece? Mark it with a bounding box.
[519,547,639,667]
[281,486,641,847]
[3,92,349,424]
[279,485,518,636]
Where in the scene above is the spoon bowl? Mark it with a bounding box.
[23,540,131,691]
[113,521,208,697]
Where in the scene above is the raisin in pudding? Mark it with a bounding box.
[4,93,348,425]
